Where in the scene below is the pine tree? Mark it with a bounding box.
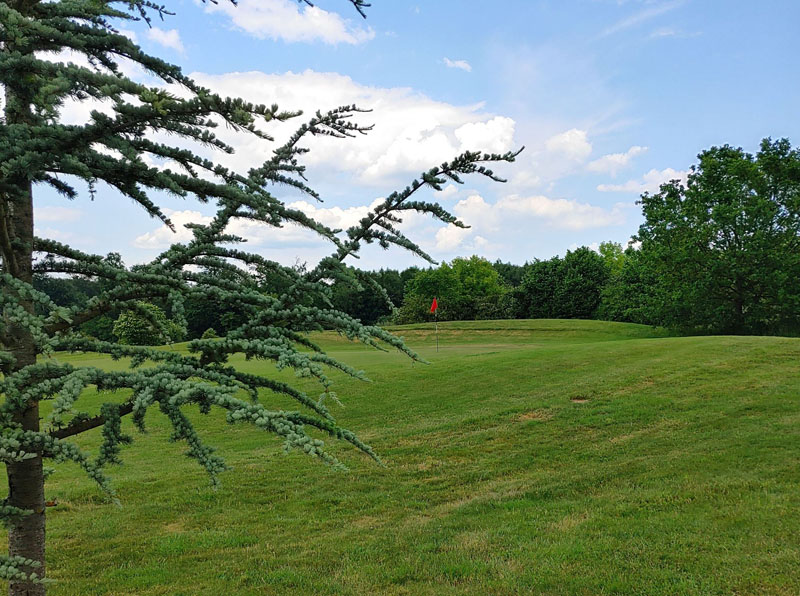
[0,0,519,592]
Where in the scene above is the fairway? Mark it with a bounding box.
[12,320,800,595]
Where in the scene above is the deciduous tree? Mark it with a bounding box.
[395,256,507,323]
[635,138,800,334]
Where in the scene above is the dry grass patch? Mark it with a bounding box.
[162,520,186,533]
[608,419,686,444]
[515,410,553,422]
[549,511,590,533]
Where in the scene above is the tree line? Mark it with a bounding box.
[35,137,800,343]
[393,138,800,336]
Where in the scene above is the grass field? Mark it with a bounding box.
[7,319,800,595]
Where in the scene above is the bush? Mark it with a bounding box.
[396,256,507,323]
[112,302,183,345]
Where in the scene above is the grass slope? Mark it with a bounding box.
[7,320,800,595]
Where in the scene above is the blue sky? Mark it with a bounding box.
[36,0,800,270]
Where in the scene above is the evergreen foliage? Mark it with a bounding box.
[491,259,527,287]
[515,247,609,320]
[329,268,405,325]
[0,0,519,591]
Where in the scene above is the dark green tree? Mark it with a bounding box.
[635,138,800,334]
[597,246,659,325]
[376,269,406,306]
[31,276,95,310]
[395,263,460,323]
[395,256,507,322]
[329,268,405,325]
[555,247,609,319]
[491,259,527,287]
[518,247,608,319]
[112,301,182,346]
[0,1,520,592]
[514,257,561,318]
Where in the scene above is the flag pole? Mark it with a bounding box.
[435,307,439,352]
[430,297,439,352]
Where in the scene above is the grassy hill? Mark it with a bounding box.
[8,320,800,595]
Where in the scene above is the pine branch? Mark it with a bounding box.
[2,0,515,517]
[49,403,134,440]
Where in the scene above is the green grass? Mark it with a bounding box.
[8,319,800,595]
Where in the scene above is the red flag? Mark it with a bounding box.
[430,297,438,313]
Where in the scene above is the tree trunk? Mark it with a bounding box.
[7,429,46,596]
[2,7,47,586]
[4,182,46,595]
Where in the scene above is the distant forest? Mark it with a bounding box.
[35,137,800,343]
[32,247,631,343]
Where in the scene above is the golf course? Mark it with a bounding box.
[10,320,799,595]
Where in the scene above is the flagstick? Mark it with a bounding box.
[435,309,439,352]
[430,297,439,353]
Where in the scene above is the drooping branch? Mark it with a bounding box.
[49,403,134,440]
[1,0,519,522]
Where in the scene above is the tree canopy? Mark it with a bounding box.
[0,0,519,591]
[395,256,508,323]
[635,138,800,334]
[515,247,609,320]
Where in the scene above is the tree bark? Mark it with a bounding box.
[4,185,46,596]
[3,2,47,587]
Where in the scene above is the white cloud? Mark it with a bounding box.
[650,27,678,38]
[35,206,82,223]
[438,184,459,199]
[454,194,499,231]
[496,194,625,230]
[425,190,627,253]
[41,63,518,203]
[473,235,490,250]
[187,70,517,184]
[38,48,148,105]
[286,198,383,231]
[147,28,185,54]
[587,145,647,177]
[545,128,592,162]
[118,29,137,42]
[443,57,472,72]
[435,225,471,251]
[134,209,211,248]
[206,0,374,45]
[34,226,79,243]
[649,27,701,39]
[511,170,542,189]
[133,199,387,250]
[35,64,519,265]
[597,167,687,193]
[454,116,516,153]
[569,241,601,253]
[454,191,625,243]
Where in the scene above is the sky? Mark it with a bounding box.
[35,0,800,271]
